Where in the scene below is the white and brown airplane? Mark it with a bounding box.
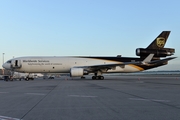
[2,31,176,80]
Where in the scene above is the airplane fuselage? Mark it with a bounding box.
[4,56,145,73]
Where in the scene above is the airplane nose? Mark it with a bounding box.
[2,63,5,68]
[2,63,10,69]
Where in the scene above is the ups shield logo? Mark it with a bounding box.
[156,37,165,48]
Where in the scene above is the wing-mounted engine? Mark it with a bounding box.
[11,59,22,68]
[70,68,88,77]
[136,48,175,58]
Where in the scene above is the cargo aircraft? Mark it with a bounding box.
[2,31,176,80]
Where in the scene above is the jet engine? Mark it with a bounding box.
[136,48,175,57]
[70,68,84,77]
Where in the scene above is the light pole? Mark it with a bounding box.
[3,53,5,64]
[2,53,5,75]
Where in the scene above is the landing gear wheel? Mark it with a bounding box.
[100,76,104,80]
[25,78,29,81]
[92,76,104,80]
[96,76,99,80]
[92,76,96,80]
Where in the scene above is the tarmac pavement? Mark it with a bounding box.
[0,75,180,120]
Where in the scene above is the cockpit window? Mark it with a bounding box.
[7,60,11,63]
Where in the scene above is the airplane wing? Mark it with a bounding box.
[76,62,136,72]
[75,56,176,73]
[75,54,154,72]
[75,60,147,72]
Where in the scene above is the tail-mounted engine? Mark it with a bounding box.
[136,48,175,57]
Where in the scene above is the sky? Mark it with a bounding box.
[0,0,180,70]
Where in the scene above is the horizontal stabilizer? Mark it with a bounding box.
[149,57,177,64]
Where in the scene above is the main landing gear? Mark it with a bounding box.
[92,71,104,80]
[92,76,104,80]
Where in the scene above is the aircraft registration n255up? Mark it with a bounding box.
[2,31,176,80]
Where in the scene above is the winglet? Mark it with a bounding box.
[142,54,154,64]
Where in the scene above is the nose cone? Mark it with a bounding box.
[2,63,5,68]
[2,63,11,70]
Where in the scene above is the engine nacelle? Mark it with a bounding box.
[136,48,175,57]
[70,68,84,77]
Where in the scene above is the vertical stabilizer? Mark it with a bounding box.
[146,31,170,49]
[136,31,175,59]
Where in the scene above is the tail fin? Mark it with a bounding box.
[146,31,170,49]
[136,31,175,59]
